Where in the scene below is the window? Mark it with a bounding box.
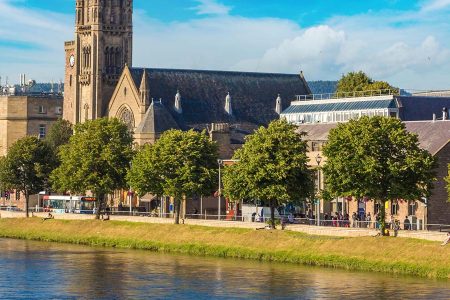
[69,75,72,87]
[38,105,47,114]
[55,107,62,115]
[374,202,381,215]
[408,201,417,216]
[39,125,46,139]
[311,142,321,152]
[391,200,399,215]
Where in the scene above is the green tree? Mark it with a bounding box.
[45,118,73,151]
[0,137,55,217]
[51,118,134,219]
[322,116,436,235]
[127,129,218,224]
[0,156,7,201]
[336,71,398,96]
[222,119,314,229]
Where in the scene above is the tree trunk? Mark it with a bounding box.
[174,198,181,225]
[95,194,104,220]
[25,191,29,218]
[270,199,276,229]
[379,199,387,236]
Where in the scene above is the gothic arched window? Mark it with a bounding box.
[117,106,135,131]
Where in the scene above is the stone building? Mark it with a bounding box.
[63,0,311,154]
[0,93,63,157]
[281,93,450,124]
[63,0,311,212]
[64,0,133,124]
[298,120,450,229]
[0,90,63,209]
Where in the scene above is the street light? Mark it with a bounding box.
[315,154,322,226]
[217,159,223,220]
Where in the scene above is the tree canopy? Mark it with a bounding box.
[336,71,398,95]
[222,119,313,228]
[51,118,134,218]
[322,116,436,235]
[0,136,55,217]
[44,118,73,151]
[127,129,218,224]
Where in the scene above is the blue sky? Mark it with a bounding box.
[1,0,450,89]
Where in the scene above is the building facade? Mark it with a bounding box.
[298,121,450,229]
[63,0,311,149]
[0,94,63,157]
[282,93,450,125]
[64,0,133,124]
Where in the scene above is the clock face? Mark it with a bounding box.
[69,55,75,67]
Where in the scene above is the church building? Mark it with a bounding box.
[63,0,311,156]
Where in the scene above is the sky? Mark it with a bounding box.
[0,0,450,90]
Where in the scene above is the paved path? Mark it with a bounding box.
[1,211,447,242]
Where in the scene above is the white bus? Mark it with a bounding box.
[43,195,96,214]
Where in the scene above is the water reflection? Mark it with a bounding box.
[0,239,448,299]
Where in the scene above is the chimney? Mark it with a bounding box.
[433,113,436,122]
[443,107,448,121]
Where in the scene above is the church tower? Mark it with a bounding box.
[64,0,133,124]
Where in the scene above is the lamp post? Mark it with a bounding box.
[218,159,223,220]
[315,154,322,226]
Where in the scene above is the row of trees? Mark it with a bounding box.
[0,116,446,234]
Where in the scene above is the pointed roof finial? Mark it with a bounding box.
[275,93,282,115]
[225,92,232,116]
[174,89,182,114]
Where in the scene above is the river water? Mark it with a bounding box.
[0,239,448,299]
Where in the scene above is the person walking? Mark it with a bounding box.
[366,213,372,228]
[441,232,450,246]
[352,212,357,228]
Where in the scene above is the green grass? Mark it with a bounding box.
[0,218,449,279]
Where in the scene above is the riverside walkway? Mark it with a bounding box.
[0,211,447,242]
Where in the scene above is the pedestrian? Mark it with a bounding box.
[366,212,372,228]
[393,220,400,237]
[344,214,350,227]
[441,232,450,246]
[352,212,357,228]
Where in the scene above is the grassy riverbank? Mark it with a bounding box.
[0,218,449,279]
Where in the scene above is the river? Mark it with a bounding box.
[0,238,448,299]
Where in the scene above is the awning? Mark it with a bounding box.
[140,193,157,202]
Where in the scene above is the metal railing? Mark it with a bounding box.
[18,207,450,233]
[295,89,398,101]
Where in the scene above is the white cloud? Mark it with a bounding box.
[421,0,450,12]
[1,0,450,90]
[191,0,231,16]
[0,0,71,83]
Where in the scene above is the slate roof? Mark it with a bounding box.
[282,99,397,114]
[135,100,179,134]
[397,96,450,121]
[129,68,310,128]
[297,121,450,155]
